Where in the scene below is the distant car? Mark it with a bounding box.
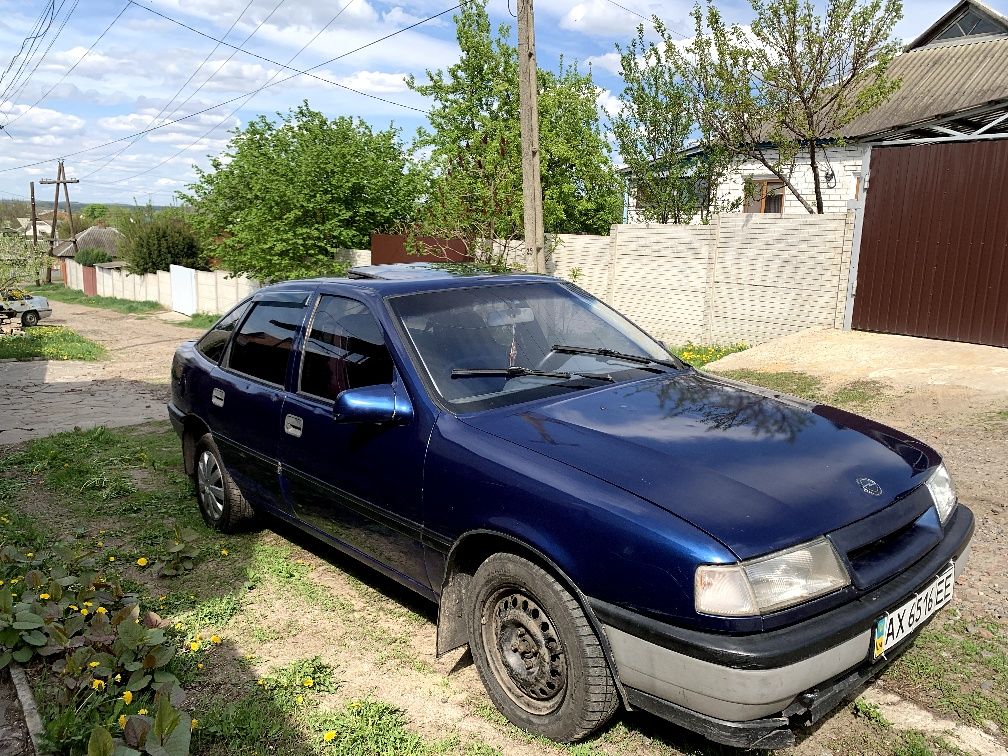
[0,289,52,327]
[168,263,973,748]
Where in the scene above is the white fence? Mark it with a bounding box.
[65,248,371,316]
[550,212,855,345]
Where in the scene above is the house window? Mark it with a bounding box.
[745,180,785,214]
[934,9,1003,41]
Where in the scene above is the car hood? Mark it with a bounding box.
[460,370,940,559]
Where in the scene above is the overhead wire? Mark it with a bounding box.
[0,1,59,106]
[0,4,461,177]
[0,1,56,94]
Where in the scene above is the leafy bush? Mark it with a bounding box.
[123,217,205,275]
[74,248,112,267]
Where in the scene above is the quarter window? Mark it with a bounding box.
[196,300,251,364]
[226,294,309,385]
[300,296,394,401]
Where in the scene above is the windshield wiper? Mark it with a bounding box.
[451,366,615,382]
[551,344,685,371]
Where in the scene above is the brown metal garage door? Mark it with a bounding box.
[851,139,1008,347]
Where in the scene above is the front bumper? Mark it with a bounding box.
[592,504,974,748]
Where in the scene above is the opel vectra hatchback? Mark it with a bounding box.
[168,264,973,748]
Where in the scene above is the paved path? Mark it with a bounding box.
[0,301,199,446]
[708,327,1008,396]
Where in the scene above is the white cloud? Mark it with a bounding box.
[586,51,623,76]
[596,88,623,118]
[335,70,409,94]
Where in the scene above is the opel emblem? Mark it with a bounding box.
[857,477,883,496]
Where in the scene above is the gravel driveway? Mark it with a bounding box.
[0,300,195,445]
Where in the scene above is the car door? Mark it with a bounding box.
[208,289,312,513]
[278,293,429,588]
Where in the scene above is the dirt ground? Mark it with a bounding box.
[2,309,1006,754]
[0,300,196,445]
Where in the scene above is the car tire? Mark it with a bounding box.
[21,311,39,327]
[468,552,619,742]
[193,433,253,532]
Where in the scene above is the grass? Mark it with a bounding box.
[29,283,163,314]
[180,312,221,330]
[715,368,890,409]
[0,325,105,360]
[669,342,748,368]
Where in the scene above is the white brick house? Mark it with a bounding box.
[624,0,1008,221]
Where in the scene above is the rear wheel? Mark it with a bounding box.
[21,310,38,327]
[194,433,252,532]
[468,552,619,742]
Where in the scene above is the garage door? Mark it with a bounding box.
[851,139,1008,347]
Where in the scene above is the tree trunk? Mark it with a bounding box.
[809,142,824,214]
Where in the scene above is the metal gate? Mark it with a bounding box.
[851,139,1008,347]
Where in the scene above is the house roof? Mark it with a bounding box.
[52,225,125,258]
[843,31,1008,139]
[905,0,1008,50]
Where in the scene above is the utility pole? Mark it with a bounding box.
[40,160,79,284]
[29,181,39,285]
[516,0,546,274]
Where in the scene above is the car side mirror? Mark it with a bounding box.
[333,384,413,424]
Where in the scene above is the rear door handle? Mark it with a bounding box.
[211,388,225,407]
[284,414,303,438]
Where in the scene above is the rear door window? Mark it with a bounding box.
[299,295,394,402]
[196,300,251,364]
[225,292,310,386]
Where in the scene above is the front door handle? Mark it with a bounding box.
[284,414,303,438]
[211,388,225,407]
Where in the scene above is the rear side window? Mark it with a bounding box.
[226,293,309,386]
[197,300,250,364]
[300,295,394,401]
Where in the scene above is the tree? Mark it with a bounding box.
[678,0,903,213]
[405,0,622,268]
[81,204,109,222]
[122,215,205,274]
[0,235,48,290]
[610,21,737,224]
[180,102,419,282]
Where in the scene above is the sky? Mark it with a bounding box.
[0,0,1003,206]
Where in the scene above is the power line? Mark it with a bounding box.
[600,0,690,40]
[0,1,56,94]
[0,2,60,107]
[0,4,460,176]
[2,0,80,119]
[3,1,131,130]
[78,0,263,180]
[97,0,363,186]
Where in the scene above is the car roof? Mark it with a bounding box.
[258,263,557,297]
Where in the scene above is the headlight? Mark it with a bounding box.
[695,538,850,616]
[926,463,957,524]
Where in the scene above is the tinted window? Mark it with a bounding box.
[197,300,251,364]
[300,296,394,401]
[227,293,309,385]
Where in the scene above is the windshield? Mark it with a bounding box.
[388,281,679,411]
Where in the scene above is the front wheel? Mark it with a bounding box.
[193,433,253,532]
[468,553,619,742]
[21,310,39,327]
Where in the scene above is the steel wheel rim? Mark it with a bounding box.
[481,587,568,715]
[197,450,225,519]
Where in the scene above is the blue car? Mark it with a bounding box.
[168,263,973,748]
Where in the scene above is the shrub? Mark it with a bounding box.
[74,248,112,267]
[124,217,205,275]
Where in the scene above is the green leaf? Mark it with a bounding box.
[12,647,32,663]
[0,651,11,669]
[152,692,180,742]
[87,725,116,756]
[12,612,43,630]
[125,670,151,692]
[20,629,46,646]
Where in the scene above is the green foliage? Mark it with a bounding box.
[610,22,737,224]
[81,205,109,222]
[0,326,106,361]
[676,0,903,213]
[0,234,50,289]
[29,284,162,315]
[158,526,203,578]
[124,215,205,275]
[406,0,621,267]
[670,342,748,367]
[179,313,219,331]
[181,102,419,282]
[74,248,113,267]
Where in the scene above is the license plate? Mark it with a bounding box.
[872,562,954,660]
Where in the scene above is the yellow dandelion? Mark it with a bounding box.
[323,731,337,743]
[136,557,149,567]
[220,549,229,556]
[25,552,33,558]
[123,690,133,705]
[295,695,304,705]
[96,607,108,614]
[108,556,115,562]
[197,663,204,669]
[38,593,49,600]
[302,677,314,688]
[158,595,166,602]
[191,719,198,731]
[88,661,100,668]
[91,679,105,690]
[138,709,148,716]
[189,641,201,652]
[114,674,121,682]
[83,601,93,607]
[118,714,127,730]
[210,635,221,644]
[257,678,265,686]
[68,604,78,611]
[80,608,89,616]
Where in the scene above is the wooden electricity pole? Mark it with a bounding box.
[29,181,40,285]
[40,160,79,284]
[517,0,546,274]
